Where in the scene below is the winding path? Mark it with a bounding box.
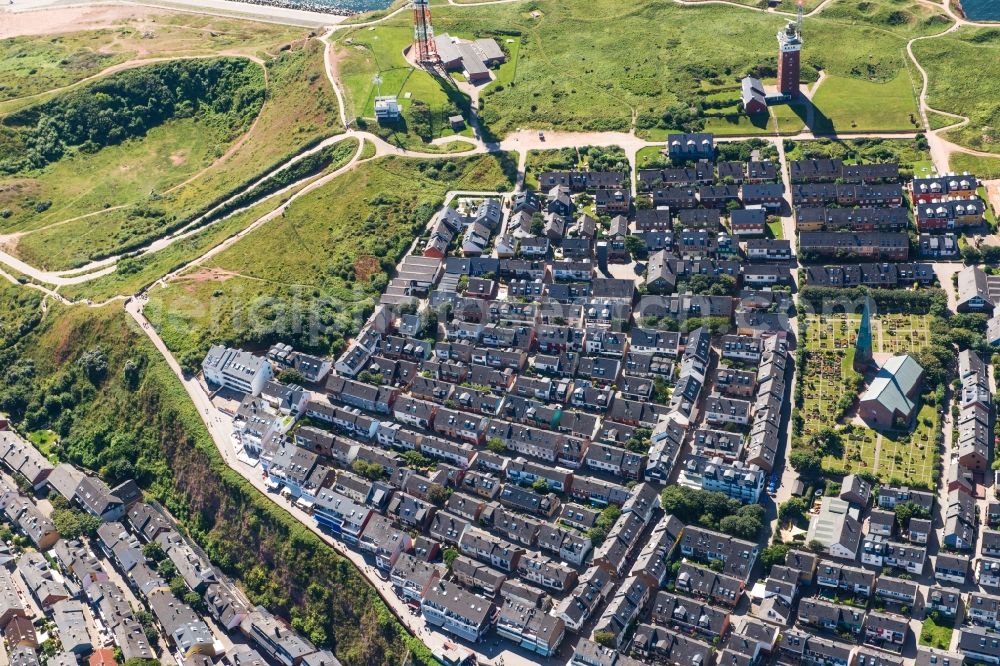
[0,0,997,297]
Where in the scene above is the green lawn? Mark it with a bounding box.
[145,153,517,366]
[334,25,471,148]
[920,613,954,650]
[335,0,947,138]
[913,26,1000,153]
[809,72,921,134]
[767,219,784,239]
[637,146,667,170]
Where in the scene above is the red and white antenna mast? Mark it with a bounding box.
[413,0,440,64]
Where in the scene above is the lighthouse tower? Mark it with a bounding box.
[777,1,803,98]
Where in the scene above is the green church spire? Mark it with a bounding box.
[854,296,873,372]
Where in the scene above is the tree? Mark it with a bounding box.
[531,478,550,493]
[52,507,101,540]
[351,459,384,481]
[402,450,432,470]
[169,575,188,598]
[77,349,108,384]
[720,504,765,540]
[594,631,617,648]
[486,437,506,454]
[624,235,647,261]
[894,501,930,529]
[587,505,622,546]
[625,427,652,453]
[142,541,165,562]
[759,544,790,574]
[778,497,808,524]
[807,539,826,553]
[443,548,459,569]
[789,449,822,477]
[276,368,306,385]
[427,485,451,508]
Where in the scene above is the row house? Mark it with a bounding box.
[912,174,978,202]
[675,562,744,608]
[459,528,522,573]
[915,197,985,231]
[498,485,561,519]
[537,524,591,567]
[517,555,577,593]
[554,566,615,634]
[741,182,785,208]
[804,262,935,289]
[650,590,731,639]
[679,526,758,581]
[796,206,909,232]
[495,599,565,658]
[451,556,506,598]
[569,476,630,508]
[816,560,875,597]
[798,232,910,262]
[798,597,865,635]
[326,376,397,414]
[592,512,647,579]
[745,239,793,262]
[421,581,495,643]
[638,165,713,189]
[780,631,851,666]
[593,576,651,648]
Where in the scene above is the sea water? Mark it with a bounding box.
[959,0,1000,21]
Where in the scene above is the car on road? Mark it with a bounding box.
[538,131,545,141]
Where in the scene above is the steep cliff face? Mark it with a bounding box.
[0,296,424,666]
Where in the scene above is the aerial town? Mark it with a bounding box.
[2,0,1000,665]
[185,115,1000,665]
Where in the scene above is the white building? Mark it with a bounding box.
[202,346,273,396]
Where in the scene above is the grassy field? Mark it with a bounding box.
[9,115,241,270]
[335,0,947,139]
[926,110,959,131]
[768,219,784,239]
[58,139,360,303]
[801,312,937,486]
[145,153,517,367]
[951,153,1000,179]
[920,613,955,650]
[1,40,341,271]
[913,26,1000,153]
[0,15,306,111]
[784,137,931,175]
[808,71,921,133]
[333,24,474,148]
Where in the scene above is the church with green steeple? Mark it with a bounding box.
[854,297,873,372]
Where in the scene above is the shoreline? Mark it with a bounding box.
[953,0,1000,22]
[0,0,358,27]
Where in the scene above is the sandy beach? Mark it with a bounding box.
[0,0,345,33]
